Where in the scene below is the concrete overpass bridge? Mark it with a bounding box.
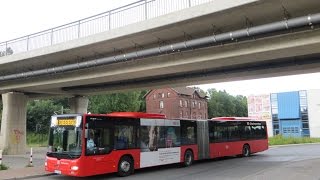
[1,0,320,154]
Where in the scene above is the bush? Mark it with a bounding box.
[269,135,320,145]
[27,132,48,147]
[0,164,9,170]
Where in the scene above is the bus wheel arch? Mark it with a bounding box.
[242,144,251,157]
[117,155,134,177]
[182,149,194,167]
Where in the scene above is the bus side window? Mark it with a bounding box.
[181,121,196,145]
[115,125,136,149]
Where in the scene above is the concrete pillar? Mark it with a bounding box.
[0,92,28,155]
[69,96,88,114]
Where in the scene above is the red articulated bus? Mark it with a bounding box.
[45,112,268,177]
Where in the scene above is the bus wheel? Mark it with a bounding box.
[242,145,251,157]
[183,150,194,167]
[117,156,133,177]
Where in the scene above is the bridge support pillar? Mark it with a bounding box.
[69,96,88,114]
[0,92,28,155]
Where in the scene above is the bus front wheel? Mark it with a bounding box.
[182,150,194,167]
[242,145,251,157]
[117,156,133,177]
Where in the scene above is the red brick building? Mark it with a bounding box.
[144,87,208,119]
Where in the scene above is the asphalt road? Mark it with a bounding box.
[31,144,320,180]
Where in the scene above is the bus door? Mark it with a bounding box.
[85,117,114,174]
[197,120,209,159]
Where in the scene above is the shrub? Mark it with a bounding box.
[27,132,48,147]
[0,164,9,170]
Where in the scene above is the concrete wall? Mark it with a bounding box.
[0,92,28,154]
[307,89,320,137]
[69,96,89,114]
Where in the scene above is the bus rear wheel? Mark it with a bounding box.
[117,156,133,177]
[182,150,194,167]
[242,145,251,157]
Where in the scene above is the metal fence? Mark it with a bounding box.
[0,0,213,57]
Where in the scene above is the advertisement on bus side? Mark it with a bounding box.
[140,119,181,168]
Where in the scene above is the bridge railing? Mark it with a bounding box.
[0,0,213,57]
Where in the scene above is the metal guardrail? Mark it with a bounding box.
[0,0,213,57]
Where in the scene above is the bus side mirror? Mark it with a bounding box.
[85,129,88,138]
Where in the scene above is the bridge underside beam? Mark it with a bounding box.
[1,28,319,97]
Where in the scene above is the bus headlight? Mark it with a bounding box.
[71,166,79,171]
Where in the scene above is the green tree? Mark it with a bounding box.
[138,90,148,112]
[88,90,145,114]
[207,88,247,118]
[51,97,70,114]
[27,100,60,134]
[234,95,248,117]
[0,47,13,57]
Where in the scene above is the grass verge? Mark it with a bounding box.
[27,132,48,147]
[269,135,320,146]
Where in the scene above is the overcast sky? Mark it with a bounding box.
[1,0,320,96]
[197,73,320,96]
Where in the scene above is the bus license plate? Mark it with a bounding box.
[54,170,61,174]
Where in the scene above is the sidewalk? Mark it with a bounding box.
[0,166,54,180]
[0,147,54,180]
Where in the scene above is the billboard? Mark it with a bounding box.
[247,94,273,137]
[248,94,271,120]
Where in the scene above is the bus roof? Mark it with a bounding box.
[107,112,166,119]
[211,117,256,121]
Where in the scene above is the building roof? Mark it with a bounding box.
[143,87,207,99]
[172,87,207,98]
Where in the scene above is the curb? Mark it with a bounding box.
[4,173,56,180]
[269,142,320,148]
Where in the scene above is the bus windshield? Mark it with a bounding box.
[47,115,82,159]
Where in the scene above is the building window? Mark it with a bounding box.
[153,94,156,100]
[192,112,196,119]
[167,92,170,97]
[180,100,183,107]
[299,90,307,98]
[302,122,309,129]
[192,101,195,108]
[160,101,164,109]
[271,107,278,115]
[185,112,188,118]
[185,100,188,107]
[180,111,183,118]
[162,93,165,98]
[198,102,201,109]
